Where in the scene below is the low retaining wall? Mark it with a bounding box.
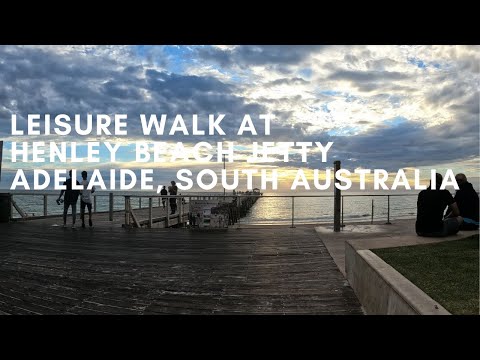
[345,240,450,315]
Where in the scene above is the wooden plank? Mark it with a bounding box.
[0,223,363,314]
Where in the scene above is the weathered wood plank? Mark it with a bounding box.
[0,223,363,314]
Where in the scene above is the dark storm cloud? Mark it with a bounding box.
[307,116,479,172]
[196,45,327,68]
[265,77,309,87]
[327,69,409,92]
[0,46,276,142]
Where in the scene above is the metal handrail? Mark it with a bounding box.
[7,191,422,227]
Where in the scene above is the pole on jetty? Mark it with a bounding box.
[124,196,130,227]
[109,192,114,221]
[341,195,344,227]
[333,160,341,232]
[386,195,392,224]
[223,154,226,199]
[290,196,295,228]
[371,199,374,224]
[148,197,153,228]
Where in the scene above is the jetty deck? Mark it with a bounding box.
[0,222,363,315]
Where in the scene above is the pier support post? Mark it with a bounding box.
[334,160,341,232]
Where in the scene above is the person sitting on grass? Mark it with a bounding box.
[416,173,463,237]
[444,173,479,230]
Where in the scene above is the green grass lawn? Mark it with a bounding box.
[372,234,479,315]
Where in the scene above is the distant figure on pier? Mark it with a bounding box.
[416,173,463,237]
[445,173,479,230]
[160,186,168,209]
[57,170,80,229]
[168,181,178,214]
[80,171,95,228]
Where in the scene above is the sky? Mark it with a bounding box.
[0,45,479,192]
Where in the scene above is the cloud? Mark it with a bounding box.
[196,45,327,69]
[0,45,479,189]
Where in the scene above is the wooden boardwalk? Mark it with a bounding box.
[0,223,363,314]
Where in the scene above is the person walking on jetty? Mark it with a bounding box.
[168,180,178,215]
[416,173,463,237]
[160,185,168,209]
[57,170,80,229]
[80,170,95,228]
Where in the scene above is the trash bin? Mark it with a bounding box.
[0,193,12,223]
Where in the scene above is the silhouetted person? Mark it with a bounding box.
[160,185,168,209]
[80,170,95,228]
[446,174,479,230]
[416,173,463,237]
[57,170,80,229]
[168,181,178,214]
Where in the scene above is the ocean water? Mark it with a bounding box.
[8,189,421,225]
[241,193,418,225]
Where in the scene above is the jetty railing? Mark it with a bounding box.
[6,192,422,228]
[221,193,418,228]
[8,192,121,220]
[122,194,260,228]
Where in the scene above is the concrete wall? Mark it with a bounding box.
[345,240,450,315]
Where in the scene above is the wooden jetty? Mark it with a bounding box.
[4,193,261,229]
[0,223,363,315]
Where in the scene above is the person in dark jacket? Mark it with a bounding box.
[416,173,463,237]
[448,174,479,230]
[168,181,178,215]
[57,170,81,229]
[160,186,168,209]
